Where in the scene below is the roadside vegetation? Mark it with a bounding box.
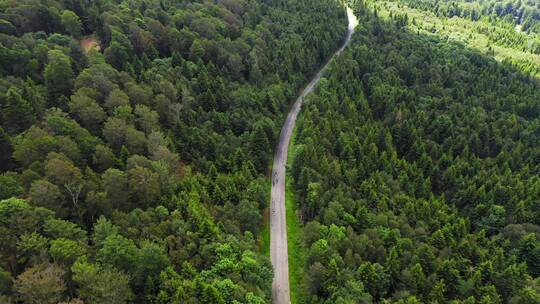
[287,0,540,302]
[0,0,347,302]
[286,132,309,303]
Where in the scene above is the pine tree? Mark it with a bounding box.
[2,87,34,134]
[250,125,270,173]
[0,127,12,170]
[44,50,73,100]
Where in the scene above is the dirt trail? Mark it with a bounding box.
[270,7,358,304]
[81,36,100,53]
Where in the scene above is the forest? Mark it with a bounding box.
[1,0,540,303]
[0,0,347,303]
[370,0,540,79]
[392,0,540,56]
[288,0,540,303]
[399,0,540,34]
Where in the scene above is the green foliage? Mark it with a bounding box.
[0,172,22,200]
[0,127,12,171]
[44,50,74,100]
[49,238,86,266]
[376,0,540,77]
[29,180,64,216]
[250,124,271,172]
[72,257,132,304]
[97,234,138,274]
[0,266,12,294]
[14,263,66,304]
[43,218,87,242]
[61,10,81,38]
[0,197,30,220]
[0,0,350,301]
[287,1,540,302]
[399,0,540,35]
[286,178,309,303]
[2,88,35,134]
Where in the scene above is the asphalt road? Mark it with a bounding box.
[270,7,358,304]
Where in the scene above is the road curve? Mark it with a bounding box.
[270,7,358,304]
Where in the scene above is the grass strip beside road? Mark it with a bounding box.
[260,207,270,257]
[259,178,271,256]
[286,132,308,304]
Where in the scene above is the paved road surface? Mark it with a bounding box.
[270,7,358,304]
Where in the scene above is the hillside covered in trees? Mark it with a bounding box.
[400,0,540,34]
[369,0,540,78]
[0,0,348,303]
[394,0,540,55]
[289,0,540,303]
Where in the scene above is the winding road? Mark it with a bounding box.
[270,7,358,304]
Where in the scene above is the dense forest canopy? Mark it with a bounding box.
[288,0,540,302]
[2,0,540,303]
[0,0,347,303]
[398,0,540,33]
[381,0,540,58]
[372,0,540,78]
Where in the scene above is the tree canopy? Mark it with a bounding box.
[287,0,540,302]
[0,0,348,302]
